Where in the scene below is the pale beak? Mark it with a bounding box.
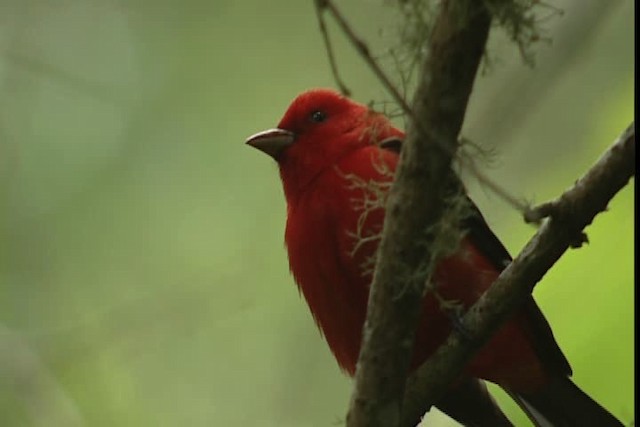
[245,128,295,160]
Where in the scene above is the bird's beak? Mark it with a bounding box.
[245,128,295,160]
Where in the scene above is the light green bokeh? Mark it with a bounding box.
[0,1,633,426]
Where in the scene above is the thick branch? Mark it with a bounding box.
[400,123,635,426]
[346,2,492,426]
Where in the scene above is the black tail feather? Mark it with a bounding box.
[508,377,623,427]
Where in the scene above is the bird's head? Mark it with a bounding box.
[246,89,397,198]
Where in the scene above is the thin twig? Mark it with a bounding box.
[523,200,557,223]
[318,0,414,116]
[314,0,352,96]
[468,159,531,213]
[317,0,531,218]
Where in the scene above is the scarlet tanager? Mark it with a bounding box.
[246,89,622,427]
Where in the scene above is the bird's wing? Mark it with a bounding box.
[378,136,571,377]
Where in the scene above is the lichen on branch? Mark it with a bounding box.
[346,1,493,426]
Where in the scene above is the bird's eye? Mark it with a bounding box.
[310,110,327,123]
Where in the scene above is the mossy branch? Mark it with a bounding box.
[346,1,493,426]
[400,122,635,426]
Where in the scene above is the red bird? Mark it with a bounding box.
[246,89,622,427]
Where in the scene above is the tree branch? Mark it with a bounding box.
[400,122,635,426]
[346,2,493,426]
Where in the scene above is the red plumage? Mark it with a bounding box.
[246,89,622,427]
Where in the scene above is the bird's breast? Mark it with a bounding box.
[284,165,381,374]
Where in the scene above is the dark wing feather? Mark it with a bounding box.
[460,189,572,377]
[379,136,571,377]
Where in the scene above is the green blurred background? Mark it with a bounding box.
[0,1,633,426]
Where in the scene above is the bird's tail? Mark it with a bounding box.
[507,377,624,427]
[436,378,513,426]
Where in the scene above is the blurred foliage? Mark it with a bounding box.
[0,1,633,426]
